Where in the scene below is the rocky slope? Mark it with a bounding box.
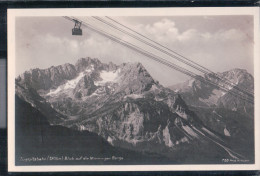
[15,58,254,163]
[168,69,255,161]
[16,95,174,165]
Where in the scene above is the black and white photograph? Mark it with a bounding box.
[7,8,260,171]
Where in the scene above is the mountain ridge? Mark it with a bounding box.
[168,68,254,115]
[15,57,254,164]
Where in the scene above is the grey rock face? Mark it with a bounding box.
[115,63,155,94]
[73,75,97,98]
[16,63,77,90]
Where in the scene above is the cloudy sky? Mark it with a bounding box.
[15,16,254,86]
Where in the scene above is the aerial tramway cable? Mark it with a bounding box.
[65,16,254,104]
[63,16,254,104]
[88,16,254,102]
[92,16,254,98]
[105,16,254,96]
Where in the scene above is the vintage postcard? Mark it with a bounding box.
[7,7,260,171]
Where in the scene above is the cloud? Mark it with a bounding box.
[133,18,253,75]
[15,17,254,86]
[177,29,198,42]
[136,18,199,43]
[215,29,248,41]
[137,18,248,44]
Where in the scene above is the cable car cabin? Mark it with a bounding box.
[72,19,82,36]
[72,28,82,35]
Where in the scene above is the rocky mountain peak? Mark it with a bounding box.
[75,57,103,72]
[16,63,78,91]
[221,68,249,75]
[116,62,156,94]
[218,68,254,86]
[76,57,101,65]
[169,68,254,114]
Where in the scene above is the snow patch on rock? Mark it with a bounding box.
[64,72,85,90]
[163,125,174,147]
[79,125,86,131]
[47,68,93,96]
[176,136,189,145]
[224,127,231,136]
[150,84,160,91]
[154,96,164,101]
[201,127,224,141]
[96,69,120,85]
[188,79,194,87]
[124,94,144,99]
[107,136,114,145]
[47,86,63,95]
[213,110,223,118]
[176,111,188,120]
[182,125,199,138]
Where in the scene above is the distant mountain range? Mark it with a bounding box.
[15,57,254,164]
[168,68,254,114]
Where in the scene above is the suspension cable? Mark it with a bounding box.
[104,16,254,96]
[64,16,254,104]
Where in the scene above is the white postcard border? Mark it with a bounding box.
[7,7,260,172]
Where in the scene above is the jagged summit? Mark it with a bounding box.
[76,57,101,64]
[220,68,250,74]
[75,57,103,72]
[217,68,254,87]
[16,57,157,93]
